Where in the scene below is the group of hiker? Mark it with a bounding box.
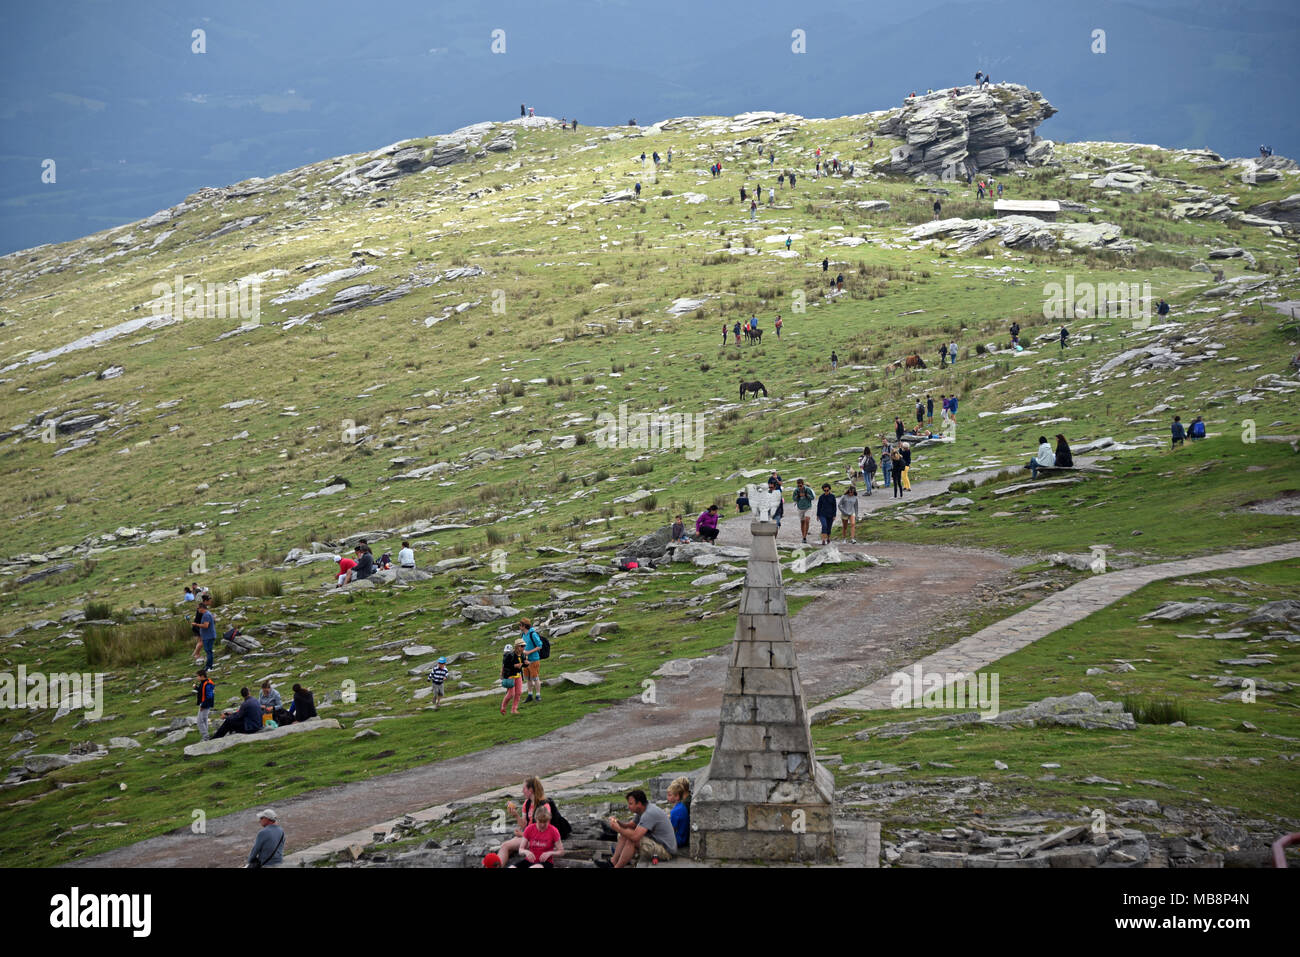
[1171,414,1207,447]
[499,618,547,715]
[484,774,689,868]
[335,539,417,587]
[193,670,316,742]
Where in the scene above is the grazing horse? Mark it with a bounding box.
[904,353,927,370]
[743,326,763,344]
[740,380,768,400]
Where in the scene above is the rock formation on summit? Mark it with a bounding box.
[876,83,1057,179]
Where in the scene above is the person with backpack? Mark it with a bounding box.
[498,776,572,866]
[1189,416,1207,441]
[634,181,641,198]
[861,447,877,494]
[247,809,285,868]
[792,478,815,543]
[519,618,546,703]
[1059,325,1069,350]
[195,668,215,740]
[785,236,792,251]
[1157,298,1170,320]
[501,640,526,715]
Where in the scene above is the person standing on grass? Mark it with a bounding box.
[520,618,545,704]
[926,394,934,426]
[195,669,215,741]
[831,350,839,371]
[838,485,860,543]
[939,342,948,367]
[722,322,728,346]
[195,599,216,671]
[916,399,925,430]
[900,442,913,491]
[428,657,449,710]
[500,641,525,715]
[949,393,959,419]
[793,478,816,543]
[816,484,838,545]
[949,340,958,364]
[774,314,783,338]
[1171,415,1186,449]
[1060,325,1069,350]
[733,320,742,345]
[895,417,905,441]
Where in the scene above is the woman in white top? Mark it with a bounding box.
[397,540,415,568]
[1024,436,1055,479]
[837,486,860,544]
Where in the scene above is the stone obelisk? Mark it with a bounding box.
[692,512,836,862]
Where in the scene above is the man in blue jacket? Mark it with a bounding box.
[213,687,263,739]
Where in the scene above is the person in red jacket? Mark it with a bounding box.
[335,554,357,588]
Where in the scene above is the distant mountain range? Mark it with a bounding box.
[1,0,1296,255]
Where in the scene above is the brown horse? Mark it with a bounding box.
[885,353,927,375]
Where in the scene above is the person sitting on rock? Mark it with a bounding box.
[670,514,689,544]
[1025,435,1056,479]
[397,540,415,569]
[288,684,316,722]
[696,504,720,543]
[1054,434,1074,468]
[601,789,677,867]
[667,777,692,851]
[353,545,375,580]
[735,489,750,513]
[212,687,264,739]
[335,554,356,587]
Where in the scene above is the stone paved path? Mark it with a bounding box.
[815,540,1300,714]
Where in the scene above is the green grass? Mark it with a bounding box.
[1,106,1297,866]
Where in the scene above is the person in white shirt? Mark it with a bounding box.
[397,540,416,568]
[1024,435,1055,479]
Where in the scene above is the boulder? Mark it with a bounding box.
[619,525,672,561]
[394,567,432,583]
[183,718,343,756]
[985,692,1136,731]
[589,622,620,637]
[1141,600,1251,621]
[556,671,603,687]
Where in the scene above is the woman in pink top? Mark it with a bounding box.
[514,804,563,868]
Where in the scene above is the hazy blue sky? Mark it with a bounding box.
[1,0,1296,254]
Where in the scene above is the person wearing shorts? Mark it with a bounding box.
[604,789,677,868]
[520,618,544,703]
[792,479,815,543]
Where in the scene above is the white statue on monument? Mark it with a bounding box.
[749,483,782,522]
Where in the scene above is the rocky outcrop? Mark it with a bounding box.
[905,216,1132,254]
[183,718,342,756]
[876,85,1057,178]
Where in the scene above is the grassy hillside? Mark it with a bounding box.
[1,99,1296,865]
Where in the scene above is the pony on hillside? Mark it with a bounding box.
[740,380,768,400]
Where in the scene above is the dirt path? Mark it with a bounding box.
[73,539,1018,868]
